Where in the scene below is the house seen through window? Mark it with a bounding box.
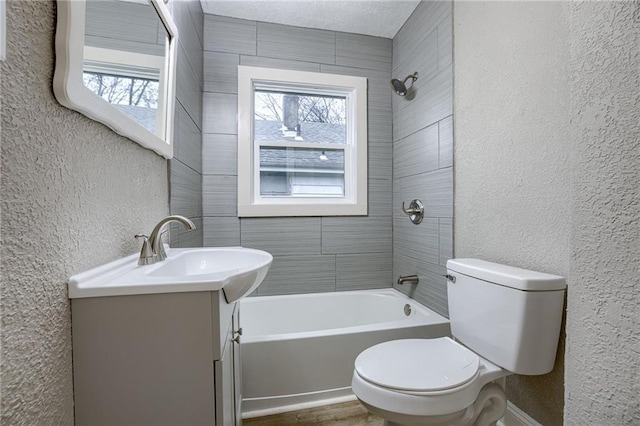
[255,90,347,197]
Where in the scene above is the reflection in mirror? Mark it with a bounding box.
[53,0,178,158]
[83,0,168,138]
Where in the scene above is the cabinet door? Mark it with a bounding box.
[215,304,243,426]
[215,323,236,426]
[233,306,242,424]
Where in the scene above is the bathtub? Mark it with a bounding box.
[239,288,450,417]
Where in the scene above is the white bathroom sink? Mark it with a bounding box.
[148,248,270,278]
[68,246,272,302]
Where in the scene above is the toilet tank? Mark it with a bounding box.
[446,259,565,375]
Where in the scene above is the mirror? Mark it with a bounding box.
[54,0,178,158]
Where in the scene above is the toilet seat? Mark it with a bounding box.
[351,337,509,417]
[355,337,480,393]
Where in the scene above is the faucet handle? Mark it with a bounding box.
[401,199,424,224]
[135,234,150,244]
[135,234,155,266]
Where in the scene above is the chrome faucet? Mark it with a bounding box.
[397,275,419,285]
[138,215,196,264]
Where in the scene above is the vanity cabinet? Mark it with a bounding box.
[72,291,242,426]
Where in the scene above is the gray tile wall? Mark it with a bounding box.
[391,1,453,318]
[169,1,204,247]
[202,15,394,295]
[85,1,165,55]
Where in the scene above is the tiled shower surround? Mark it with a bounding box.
[200,1,452,315]
[391,1,453,317]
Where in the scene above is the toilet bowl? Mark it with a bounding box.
[351,259,566,426]
[352,338,508,426]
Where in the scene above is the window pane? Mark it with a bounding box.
[254,90,346,144]
[259,147,345,197]
[83,72,159,134]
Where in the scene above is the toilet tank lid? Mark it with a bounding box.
[446,259,566,291]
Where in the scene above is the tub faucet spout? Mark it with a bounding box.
[148,215,196,262]
[397,275,419,285]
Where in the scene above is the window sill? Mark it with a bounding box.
[237,202,368,217]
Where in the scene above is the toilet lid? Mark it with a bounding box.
[354,338,480,392]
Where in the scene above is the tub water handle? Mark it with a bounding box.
[401,199,424,224]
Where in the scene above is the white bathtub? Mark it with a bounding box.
[239,288,450,417]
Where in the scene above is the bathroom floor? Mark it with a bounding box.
[243,401,383,425]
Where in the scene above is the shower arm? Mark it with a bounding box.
[403,72,418,86]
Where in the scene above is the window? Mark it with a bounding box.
[238,66,368,217]
[82,46,167,138]
[83,72,160,133]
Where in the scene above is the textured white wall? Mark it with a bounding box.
[565,2,639,424]
[454,1,639,425]
[1,1,169,423]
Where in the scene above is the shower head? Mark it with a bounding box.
[391,78,407,95]
[391,72,419,96]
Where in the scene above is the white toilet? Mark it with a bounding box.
[352,259,566,426]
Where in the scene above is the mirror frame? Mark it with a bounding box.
[53,0,179,159]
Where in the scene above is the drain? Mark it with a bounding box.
[404,304,412,316]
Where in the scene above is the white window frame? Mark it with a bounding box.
[238,65,368,217]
